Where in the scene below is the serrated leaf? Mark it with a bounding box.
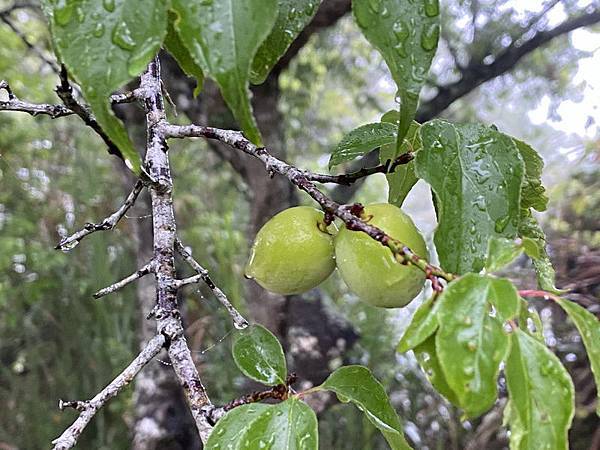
[205,398,318,450]
[353,0,439,144]
[413,333,460,405]
[435,274,512,417]
[505,330,574,450]
[485,237,524,272]
[171,0,278,145]
[417,120,524,274]
[232,324,287,386]
[513,138,548,212]
[164,11,203,97]
[555,298,600,416]
[321,365,412,450]
[329,122,397,169]
[397,294,438,353]
[380,113,421,207]
[250,0,321,84]
[43,0,168,173]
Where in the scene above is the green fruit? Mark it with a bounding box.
[245,206,337,295]
[335,203,428,308]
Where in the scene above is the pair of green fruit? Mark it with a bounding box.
[245,203,428,308]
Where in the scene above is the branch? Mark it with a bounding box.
[417,7,600,121]
[175,239,249,330]
[93,262,154,299]
[0,80,72,118]
[304,153,414,185]
[161,123,454,285]
[51,334,166,450]
[56,180,144,251]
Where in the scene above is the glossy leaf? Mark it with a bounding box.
[250,0,321,84]
[518,299,545,342]
[417,120,524,274]
[205,399,318,450]
[380,112,420,207]
[353,0,440,143]
[513,138,548,212]
[43,0,168,173]
[397,294,438,353]
[164,12,203,97]
[505,330,574,450]
[414,333,459,405]
[321,365,412,450]
[171,0,278,145]
[329,122,397,169]
[435,274,512,416]
[232,324,287,386]
[556,298,600,416]
[485,237,523,272]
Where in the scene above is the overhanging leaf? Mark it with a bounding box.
[329,122,397,169]
[250,0,321,84]
[232,324,287,386]
[397,294,438,353]
[171,0,278,145]
[555,298,600,416]
[417,120,524,274]
[435,274,512,417]
[505,330,574,450]
[43,0,168,173]
[485,237,524,273]
[205,398,318,449]
[321,365,412,450]
[353,0,440,143]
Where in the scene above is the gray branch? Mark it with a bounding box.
[93,262,154,299]
[0,80,72,118]
[56,180,144,251]
[175,239,249,330]
[51,334,166,450]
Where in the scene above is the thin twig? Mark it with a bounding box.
[304,153,414,185]
[174,240,249,330]
[56,180,144,251]
[0,80,73,118]
[161,124,454,285]
[51,334,166,450]
[93,262,154,299]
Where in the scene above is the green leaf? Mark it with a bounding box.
[435,274,512,416]
[321,365,412,450]
[171,0,278,145]
[250,0,321,84]
[205,398,318,450]
[513,138,548,212]
[164,11,203,97]
[555,298,600,416]
[353,0,439,143]
[413,333,460,405]
[232,324,287,386]
[417,120,524,274]
[329,122,397,169]
[43,0,168,173]
[518,299,545,342]
[380,113,421,207]
[397,294,438,353]
[505,330,574,450]
[485,237,523,273]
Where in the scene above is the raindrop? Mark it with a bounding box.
[112,21,136,51]
[54,0,74,26]
[103,0,116,13]
[473,195,486,212]
[368,0,381,13]
[380,6,389,17]
[424,0,439,17]
[463,366,474,376]
[420,23,439,51]
[75,6,85,23]
[494,216,510,233]
[93,23,105,38]
[467,341,477,351]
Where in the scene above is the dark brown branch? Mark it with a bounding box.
[175,239,249,330]
[417,8,600,122]
[161,123,454,285]
[305,152,414,185]
[56,180,144,251]
[51,334,166,450]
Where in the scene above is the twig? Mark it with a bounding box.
[93,262,154,299]
[161,124,454,284]
[175,239,249,330]
[0,80,72,118]
[304,153,414,185]
[56,180,144,251]
[518,289,560,301]
[51,334,166,450]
